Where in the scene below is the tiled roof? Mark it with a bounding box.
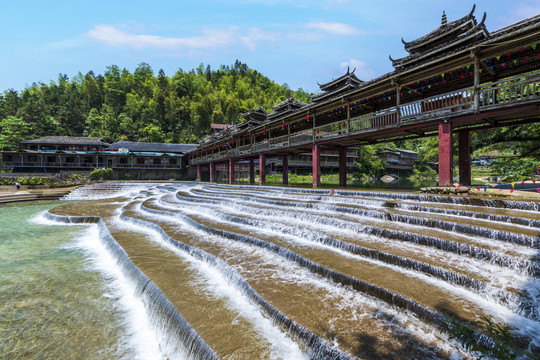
[108,142,197,153]
[20,136,110,146]
[312,68,364,103]
[390,6,489,70]
[402,5,478,53]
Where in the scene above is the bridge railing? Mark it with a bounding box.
[252,141,270,153]
[479,73,540,107]
[400,87,475,121]
[269,134,289,149]
[349,112,374,133]
[314,121,347,140]
[289,129,313,146]
[238,144,252,155]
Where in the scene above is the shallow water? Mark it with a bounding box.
[5,182,540,359]
[0,200,165,360]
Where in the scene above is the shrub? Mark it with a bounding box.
[15,176,51,186]
[89,168,113,181]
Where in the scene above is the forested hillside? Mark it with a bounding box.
[0,60,310,149]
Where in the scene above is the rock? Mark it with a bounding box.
[380,175,395,183]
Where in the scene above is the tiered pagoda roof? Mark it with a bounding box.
[311,68,364,103]
[268,95,308,119]
[241,106,269,123]
[390,5,489,71]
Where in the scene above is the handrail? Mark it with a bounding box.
[400,87,475,121]
[479,74,540,107]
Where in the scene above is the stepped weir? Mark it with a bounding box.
[46,181,540,359]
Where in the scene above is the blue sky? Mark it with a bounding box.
[1,0,538,94]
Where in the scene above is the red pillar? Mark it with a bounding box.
[259,153,266,185]
[228,158,235,184]
[209,162,215,182]
[196,164,201,181]
[438,122,453,187]
[312,144,321,188]
[249,158,255,184]
[282,154,289,185]
[458,131,471,186]
[338,147,347,187]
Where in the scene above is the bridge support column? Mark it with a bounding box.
[259,153,266,185]
[249,158,255,184]
[438,121,453,187]
[282,154,288,185]
[459,131,471,186]
[338,147,347,187]
[312,144,321,188]
[209,162,216,182]
[228,158,235,184]
[196,164,201,182]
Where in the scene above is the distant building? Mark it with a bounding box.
[210,123,230,134]
[378,147,418,173]
[0,136,197,180]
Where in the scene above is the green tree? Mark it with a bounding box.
[85,108,103,137]
[101,104,119,141]
[354,145,386,178]
[83,71,103,110]
[141,124,164,143]
[35,116,63,137]
[118,113,135,141]
[0,116,32,150]
[1,89,20,119]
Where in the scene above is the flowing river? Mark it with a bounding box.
[2,181,540,359]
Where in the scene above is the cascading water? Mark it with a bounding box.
[37,181,540,358]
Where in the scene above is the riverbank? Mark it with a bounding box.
[0,187,77,204]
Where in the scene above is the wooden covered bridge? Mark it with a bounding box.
[188,6,540,187]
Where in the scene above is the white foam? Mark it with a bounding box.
[69,225,166,360]
[115,211,307,360]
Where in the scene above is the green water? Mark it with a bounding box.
[0,201,128,359]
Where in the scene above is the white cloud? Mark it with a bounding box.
[305,22,362,35]
[495,3,540,28]
[83,21,370,54]
[241,28,281,50]
[86,24,239,51]
[340,59,376,80]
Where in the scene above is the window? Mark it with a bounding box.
[137,158,145,165]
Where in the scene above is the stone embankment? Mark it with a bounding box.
[421,186,540,200]
[0,188,75,204]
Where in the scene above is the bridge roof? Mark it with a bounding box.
[312,68,364,103]
[241,106,268,122]
[269,96,308,118]
[402,5,478,54]
[391,6,489,71]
